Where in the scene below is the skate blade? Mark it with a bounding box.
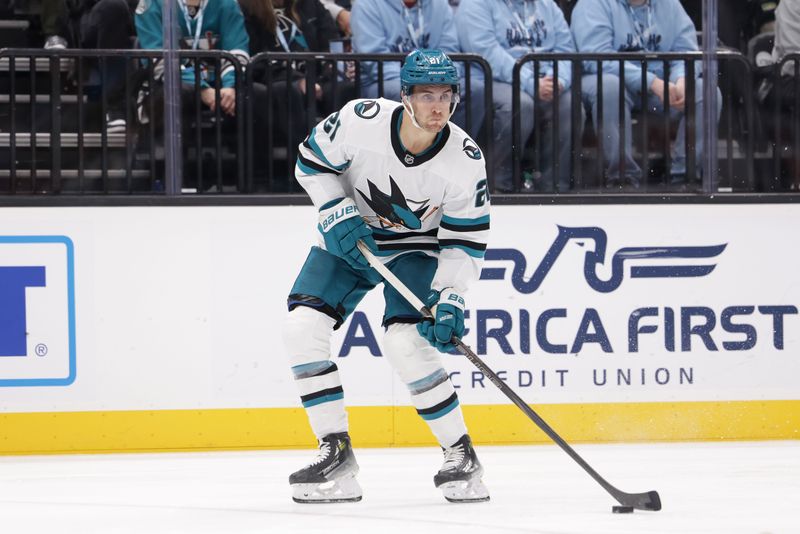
[292,476,363,504]
[440,479,490,503]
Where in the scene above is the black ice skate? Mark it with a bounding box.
[290,432,362,503]
[434,434,490,503]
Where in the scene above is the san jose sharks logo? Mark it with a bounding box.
[480,226,727,293]
[355,100,380,119]
[356,176,435,230]
[462,139,481,160]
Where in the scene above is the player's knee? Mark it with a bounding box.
[383,323,441,384]
[283,306,336,366]
[383,323,418,360]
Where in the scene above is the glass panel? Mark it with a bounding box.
[562,0,717,194]
[753,0,799,192]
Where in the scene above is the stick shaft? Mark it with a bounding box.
[356,240,661,511]
[358,242,430,317]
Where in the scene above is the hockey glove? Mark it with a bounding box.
[318,197,377,271]
[417,288,465,352]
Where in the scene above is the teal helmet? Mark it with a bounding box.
[400,49,460,96]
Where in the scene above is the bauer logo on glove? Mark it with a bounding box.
[319,201,360,233]
[417,288,466,353]
[447,293,465,306]
[317,198,377,271]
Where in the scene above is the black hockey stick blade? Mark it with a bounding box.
[612,489,661,511]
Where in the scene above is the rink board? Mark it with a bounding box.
[0,205,798,454]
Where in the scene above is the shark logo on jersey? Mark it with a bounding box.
[356,176,432,230]
[462,139,482,160]
[355,100,380,119]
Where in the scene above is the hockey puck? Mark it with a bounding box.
[612,506,634,514]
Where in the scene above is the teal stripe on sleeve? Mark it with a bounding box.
[307,127,349,171]
[441,214,491,226]
[297,159,323,176]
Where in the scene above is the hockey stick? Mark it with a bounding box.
[357,241,661,512]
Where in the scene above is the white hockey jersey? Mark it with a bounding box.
[296,98,490,294]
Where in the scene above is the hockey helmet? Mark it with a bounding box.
[400,49,460,96]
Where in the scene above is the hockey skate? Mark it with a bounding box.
[434,434,490,503]
[290,432,362,503]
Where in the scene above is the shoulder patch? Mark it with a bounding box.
[135,0,150,14]
[462,139,482,160]
[354,100,380,119]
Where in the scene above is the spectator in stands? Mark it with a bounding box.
[135,0,250,121]
[265,0,340,53]
[572,0,722,189]
[682,0,778,51]
[773,0,800,73]
[135,0,258,189]
[241,0,353,138]
[40,0,137,132]
[351,0,484,139]
[239,0,323,160]
[321,0,351,35]
[456,0,580,193]
[280,0,357,113]
[79,0,138,132]
[239,0,352,189]
[41,0,69,49]
[766,0,800,190]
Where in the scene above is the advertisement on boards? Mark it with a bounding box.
[0,205,797,412]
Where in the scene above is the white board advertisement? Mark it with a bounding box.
[0,204,798,413]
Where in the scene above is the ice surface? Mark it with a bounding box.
[0,440,798,533]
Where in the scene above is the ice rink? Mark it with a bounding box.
[1,440,797,534]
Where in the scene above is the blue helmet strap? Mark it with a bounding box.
[401,93,424,130]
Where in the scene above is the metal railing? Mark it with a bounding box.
[0,48,246,194]
[2,48,796,195]
[511,50,754,193]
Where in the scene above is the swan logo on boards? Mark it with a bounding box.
[0,236,76,387]
[479,225,727,293]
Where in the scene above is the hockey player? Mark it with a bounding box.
[283,48,490,504]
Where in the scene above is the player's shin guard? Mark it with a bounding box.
[410,369,467,448]
[383,324,468,447]
[284,306,347,439]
